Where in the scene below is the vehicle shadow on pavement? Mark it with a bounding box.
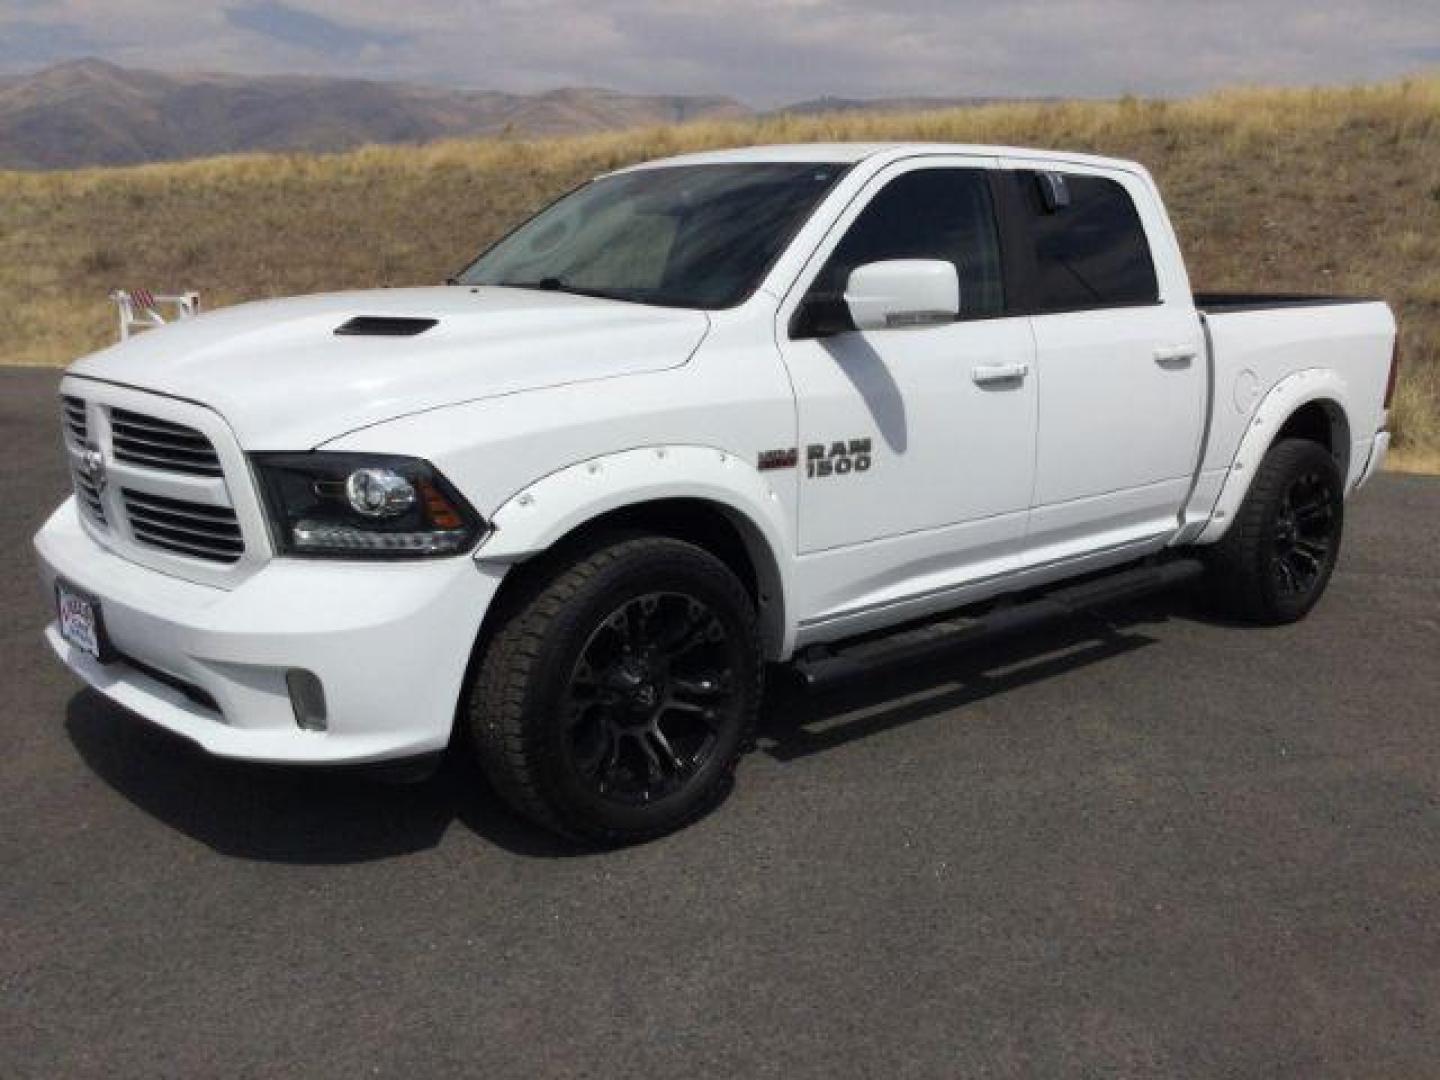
[63,693,584,863]
[757,595,1174,761]
[63,592,1186,864]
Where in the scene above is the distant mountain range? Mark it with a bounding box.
[0,59,1035,170]
[0,60,750,170]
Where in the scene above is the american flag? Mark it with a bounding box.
[131,288,156,313]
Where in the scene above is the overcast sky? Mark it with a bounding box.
[2,0,1437,105]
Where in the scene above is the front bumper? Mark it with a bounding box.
[35,498,502,765]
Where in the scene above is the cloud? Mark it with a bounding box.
[0,19,99,66]
[0,1,1436,104]
[222,1,405,56]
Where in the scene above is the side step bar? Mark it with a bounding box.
[792,558,1205,689]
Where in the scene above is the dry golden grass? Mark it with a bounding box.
[1,75,1437,466]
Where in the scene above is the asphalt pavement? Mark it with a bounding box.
[3,366,1439,1078]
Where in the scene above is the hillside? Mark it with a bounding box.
[0,76,1435,468]
[0,60,749,169]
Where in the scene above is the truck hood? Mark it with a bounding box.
[68,286,710,449]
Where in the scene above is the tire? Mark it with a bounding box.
[467,534,763,844]
[1205,437,1345,625]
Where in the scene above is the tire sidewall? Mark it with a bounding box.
[521,541,761,837]
[1252,442,1345,622]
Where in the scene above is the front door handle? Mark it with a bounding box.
[971,362,1030,386]
[1154,345,1198,366]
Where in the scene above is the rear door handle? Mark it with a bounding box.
[1154,345,1198,366]
[971,362,1030,386]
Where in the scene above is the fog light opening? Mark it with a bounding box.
[286,669,328,732]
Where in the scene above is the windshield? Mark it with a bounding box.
[457,163,849,309]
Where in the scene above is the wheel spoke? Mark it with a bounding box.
[648,725,685,776]
[1274,556,1299,594]
[1285,550,1317,587]
[634,732,664,789]
[562,588,740,806]
[671,675,728,700]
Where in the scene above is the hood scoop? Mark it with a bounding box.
[334,316,438,337]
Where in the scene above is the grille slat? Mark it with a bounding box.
[112,432,220,459]
[128,507,243,541]
[131,523,244,554]
[110,408,222,477]
[109,411,210,439]
[128,527,244,561]
[62,397,87,447]
[109,445,223,476]
[122,489,242,563]
[122,491,236,524]
[73,471,107,525]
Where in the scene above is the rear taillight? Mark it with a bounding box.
[1384,335,1401,410]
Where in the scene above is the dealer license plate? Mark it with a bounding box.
[57,580,107,661]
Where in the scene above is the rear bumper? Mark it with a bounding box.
[1356,430,1390,490]
[35,499,501,765]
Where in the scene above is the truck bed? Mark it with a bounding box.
[1195,292,1380,314]
[1194,293,1395,503]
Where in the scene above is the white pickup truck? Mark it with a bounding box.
[36,144,1398,842]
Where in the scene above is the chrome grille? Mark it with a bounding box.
[110,408,223,477]
[122,489,243,564]
[62,396,87,447]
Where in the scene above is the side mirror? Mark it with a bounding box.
[845,260,959,332]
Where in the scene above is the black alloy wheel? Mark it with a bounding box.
[1206,437,1345,624]
[468,534,763,844]
[1270,468,1339,598]
[563,591,741,806]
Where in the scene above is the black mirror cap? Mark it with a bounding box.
[1036,171,1071,213]
[789,295,855,340]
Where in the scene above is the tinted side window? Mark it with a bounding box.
[1018,172,1158,311]
[812,168,1005,320]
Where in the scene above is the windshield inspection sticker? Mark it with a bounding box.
[806,438,873,479]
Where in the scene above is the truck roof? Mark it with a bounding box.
[616,143,1146,176]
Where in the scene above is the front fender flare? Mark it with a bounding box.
[476,445,798,658]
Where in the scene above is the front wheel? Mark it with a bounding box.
[468,535,763,844]
[1205,437,1345,624]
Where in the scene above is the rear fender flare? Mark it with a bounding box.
[1196,368,1351,543]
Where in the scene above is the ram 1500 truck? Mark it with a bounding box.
[35,144,1398,842]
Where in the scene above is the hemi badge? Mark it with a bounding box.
[757,447,798,471]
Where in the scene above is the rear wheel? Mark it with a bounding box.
[1205,437,1345,624]
[468,535,762,844]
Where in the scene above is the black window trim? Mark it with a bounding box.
[788,162,1016,340]
[788,161,1167,339]
[993,167,1164,317]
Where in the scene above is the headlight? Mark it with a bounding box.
[252,453,485,558]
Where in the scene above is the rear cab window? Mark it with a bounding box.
[1005,170,1160,312]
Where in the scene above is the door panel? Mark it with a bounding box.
[783,318,1037,554]
[774,159,1039,627]
[997,162,1206,556]
[1028,303,1205,553]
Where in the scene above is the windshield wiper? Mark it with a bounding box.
[493,277,637,304]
